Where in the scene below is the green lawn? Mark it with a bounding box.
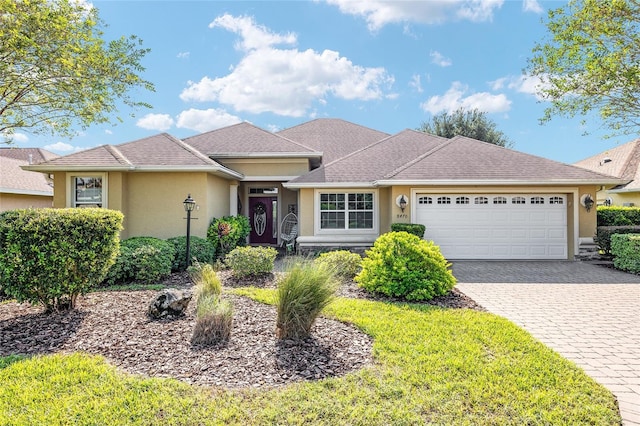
[0,288,620,425]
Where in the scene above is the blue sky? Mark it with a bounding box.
[14,0,632,163]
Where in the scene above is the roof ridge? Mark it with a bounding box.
[382,130,452,179]
[104,145,133,166]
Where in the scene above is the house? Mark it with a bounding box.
[574,139,640,207]
[23,119,622,260]
[0,147,57,212]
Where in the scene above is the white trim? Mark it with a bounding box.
[607,187,640,194]
[229,183,239,216]
[284,182,377,189]
[0,188,53,196]
[66,173,108,209]
[24,165,243,179]
[376,178,624,186]
[243,175,300,182]
[210,152,322,158]
[314,189,379,236]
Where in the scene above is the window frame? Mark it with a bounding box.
[315,189,378,234]
[67,173,107,208]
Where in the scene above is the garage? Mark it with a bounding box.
[415,194,567,260]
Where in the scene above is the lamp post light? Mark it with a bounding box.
[183,194,196,268]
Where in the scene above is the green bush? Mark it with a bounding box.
[314,250,362,280]
[207,215,251,259]
[597,206,640,226]
[191,296,233,346]
[104,237,175,285]
[167,236,215,272]
[0,208,123,312]
[611,234,640,274]
[390,223,426,238]
[594,226,640,255]
[276,261,337,340]
[225,246,278,278]
[356,231,456,301]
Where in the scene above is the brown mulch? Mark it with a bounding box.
[0,271,482,390]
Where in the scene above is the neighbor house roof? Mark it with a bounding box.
[0,156,53,196]
[184,122,321,159]
[286,130,623,188]
[574,139,640,193]
[23,133,243,179]
[0,147,58,164]
[277,118,390,164]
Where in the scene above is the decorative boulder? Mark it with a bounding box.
[148,289,192,319]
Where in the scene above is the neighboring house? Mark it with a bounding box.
[0,148,58,212]
[574,139,640,207]
[24,119,622,260]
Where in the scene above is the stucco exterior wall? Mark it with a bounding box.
[0,193,53,211]
[597,189,639,207]
[298,188,314,237]
[217,158,309,177]
[52,172,67,208]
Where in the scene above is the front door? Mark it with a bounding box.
[249,197,277,244]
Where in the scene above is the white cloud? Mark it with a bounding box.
[420,81,511,114]
[523,0,544,14]
[136,113,175,131]
[104,129,113,135]
[491,74,550,100]
[325,0,505,30]
[409,74,423,93]
[177,51,190,59]
[176,108,242,133]
[430,51,452,67]
[181,14,394,117]
[12,132,29,143]
[43,142,84,153]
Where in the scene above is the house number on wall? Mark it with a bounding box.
[396,214,408,219]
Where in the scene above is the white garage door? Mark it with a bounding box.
[415,194,567,260]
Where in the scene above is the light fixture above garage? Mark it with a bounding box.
[580,194,595,212]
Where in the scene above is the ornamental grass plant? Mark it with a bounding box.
[191,295,233,346]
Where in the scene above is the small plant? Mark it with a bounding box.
[356,231,456,301]
[314,250,362,281]
[207,215,251,259]
[191,262,222,303]
[167,236,215,272]
[225,246,278,278]
[276,261,338,340]
[191,296,233,346]
[104,236,175,285]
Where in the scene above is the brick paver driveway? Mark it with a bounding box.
[453,261,640,426]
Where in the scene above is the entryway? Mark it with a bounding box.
[249,196,277,245]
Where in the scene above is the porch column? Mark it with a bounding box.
[229,183,239,215]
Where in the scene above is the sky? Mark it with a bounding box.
[12,0,633,164]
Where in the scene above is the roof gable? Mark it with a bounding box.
[1,157,53,194]
[574,139,640,192]
[0,147,58,163]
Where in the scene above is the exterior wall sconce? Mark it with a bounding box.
[183,194,196,267]
[396,194,408,212]
[580,194,595,212]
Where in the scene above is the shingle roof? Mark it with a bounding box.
[0,156,53,195]
[574,139,640,192]
[287,131,622,186]
[184,122,320,158]
[277,118,389,163]
[0,147,58,163]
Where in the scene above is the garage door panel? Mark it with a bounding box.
[417,193,567,260]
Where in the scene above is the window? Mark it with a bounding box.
[320,192,373,230]
[474,196,488,205]
[531,196,545,204]
[549,196,564,205]
[437,196,451,204]
[456,196,469,204]
[418,196,432,204]
[493,196,507,204]
[512,196,526,204]
[73,177,103,208]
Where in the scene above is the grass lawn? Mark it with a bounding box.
[0,287,620,425]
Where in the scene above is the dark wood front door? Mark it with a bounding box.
[249,197,277,244]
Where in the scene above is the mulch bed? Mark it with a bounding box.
[0,271,482,390]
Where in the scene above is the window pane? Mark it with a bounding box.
[75,177,103,207]
[349,211,373,229]
[320,212,345,229]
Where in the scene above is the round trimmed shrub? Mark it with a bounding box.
[355,231,456,301]
[167,236,216,271]
[225,246,278,278]
[104,236,175,285]
[314,250,362,280]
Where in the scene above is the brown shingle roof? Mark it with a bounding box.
[0,157,53,195]
[574,139,640,192]
[277,118,389,163]
[0,147,58,163]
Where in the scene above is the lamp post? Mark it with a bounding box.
[183,194,196,268]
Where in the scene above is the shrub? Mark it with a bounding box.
[276,261,338,340]
[314,250,362,280]
[191,262,222,303]
[167,236,215,272]
[594,226,640,255]
[191,296,233,346]
[207,215,251,259]
[597,206,640,226]
[104,237,175,285]
[611,234,640,274]
[390,223,426,238]
[0,208,123,312]
[225,246,278,278]
[356,231,456,301]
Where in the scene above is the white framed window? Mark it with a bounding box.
[549,196,564,205]
[512,196,526,204]
[437,196,451,204]
[319,192,374,230]
[418,196,432,204]
[474,196,488,205]
[71,175,105,208]
[493,196,507,204]
[531,196,545,205]
[456,196,470,205]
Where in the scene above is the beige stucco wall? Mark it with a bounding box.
[298,188,314,237]
[0,193,53,211]
[52,172,67,208]
[596,189,640,207]
[217,158,309,177]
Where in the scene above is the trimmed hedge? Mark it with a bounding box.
[597,206,640,226]
[104,237,175,285]
[314,250,362,280]
[390,223,426,238]
[167,236,216,272]
[207,215,251,259]
[594,226,640,255]
[225,246,278,278]
[0,208,123,311]
[611,234,640,274]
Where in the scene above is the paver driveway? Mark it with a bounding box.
[454,261,640,426]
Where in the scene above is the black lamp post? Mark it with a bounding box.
[183,194,196,267]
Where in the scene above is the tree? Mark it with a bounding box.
[0,0,154,143]
[418,108,514,148]
[527,0,640,138]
